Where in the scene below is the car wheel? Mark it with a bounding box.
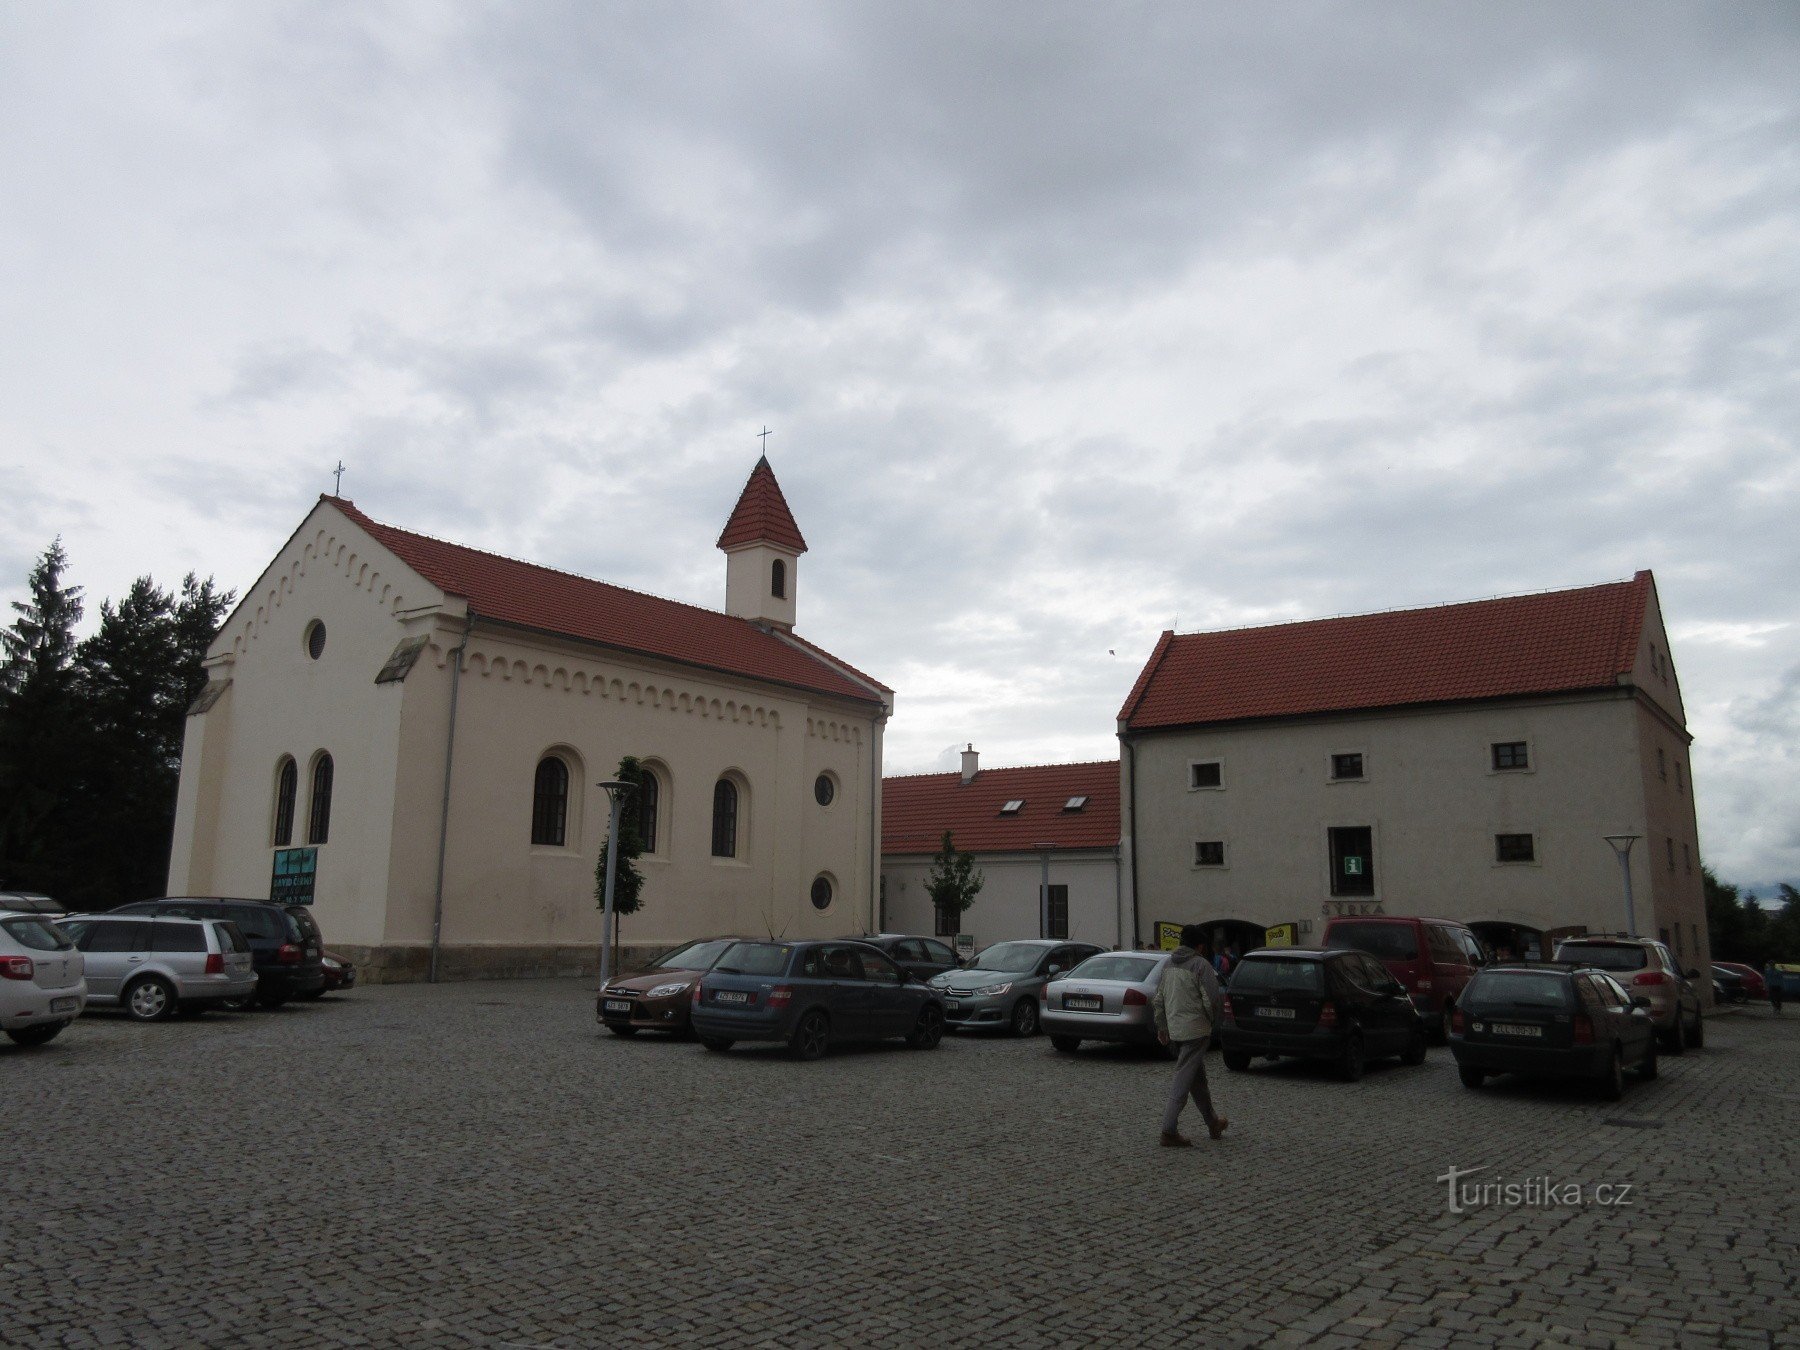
[1664,1014,1687,1056]
[788,1010,830,1061]
[1338,1033,1366,1082]
[5,1021,66,1047]
[300,988,327,1001]
[1457,1064,1485,1089]
[1688,1010,1704,1050]
[1009,998,1039,1037]
[1637,1039,1659,1080]
[1222,1049,1252,1072]
[905,1004,945,1050]
[607,1024,639,1038]
[1400,1026,1427,1067]
[1050,1035,1081,1053]
[125,976,177,1023]
[699,1037,734,1052]
[1600,1046,1625,1101]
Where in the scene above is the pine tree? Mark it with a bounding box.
[0,541,85,891]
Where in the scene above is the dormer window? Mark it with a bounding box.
[1063,796,1088,812]
[1000,799,1024,815]
[771,558,786,599]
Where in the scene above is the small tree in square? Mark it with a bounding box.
[924,830,983,935]
[595,755,648,944]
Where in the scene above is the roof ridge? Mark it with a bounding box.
[884,758,1119,781]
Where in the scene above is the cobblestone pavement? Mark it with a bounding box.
[6,982,1797,1347]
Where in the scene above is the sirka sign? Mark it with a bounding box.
[1321,900,1384,917]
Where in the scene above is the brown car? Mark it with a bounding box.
[596,937,742,1038]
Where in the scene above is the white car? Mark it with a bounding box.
[1,910,87,1047]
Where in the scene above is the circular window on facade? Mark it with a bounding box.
[810,875,833,911]
[305,620,327,660]
[814,773,836,807]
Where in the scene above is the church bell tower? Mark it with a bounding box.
[718,455,807,630]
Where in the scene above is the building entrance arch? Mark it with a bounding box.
[1199,918,1275,965]
[1468,920,1547,963]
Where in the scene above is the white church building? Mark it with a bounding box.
[168,458,893,980]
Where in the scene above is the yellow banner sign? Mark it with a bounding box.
[1154,921,1184,951]
[1264,922,1298,949]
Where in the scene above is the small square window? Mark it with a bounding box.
[1063,796,1088,812]
[1194,840,1225,867]
[1190,761,1223,790]
[1491,741,1529,771]
[1331,753,1364,781]
[999,799,1024,815]
[1495,833,1535,863]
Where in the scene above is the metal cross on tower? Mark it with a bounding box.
[757,426,771,455]
[333,461,346,494]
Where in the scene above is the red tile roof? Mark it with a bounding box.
[326,497,888,704]
[883,760,1120,855]
[716,456,808,554]
[1120,573,1653,731]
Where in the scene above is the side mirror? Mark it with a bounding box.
[1046,965,1062,977]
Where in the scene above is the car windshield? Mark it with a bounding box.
[1231,958,1324,993]
[2,916,73,951]
[658,939,735,971]
[713,942,792,976]
[1556,944,1647,972]
[1468,971,1572,1008]
[1327,923,1418,960]
[969,943,1049,974]
[1064,954,1159,984]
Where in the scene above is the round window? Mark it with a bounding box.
[305,621,327,660]
[810,876,833,911]
[814,774,836,807]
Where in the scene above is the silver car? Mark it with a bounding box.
[58,914,257,1021]
[928,940,1104,1036]
[1043,950,1176,1053]
[1552,936,1705,1053]
[1,911,87,1047]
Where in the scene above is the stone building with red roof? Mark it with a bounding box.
[168,458,892,979]
[1116,571,1709,978]
[880,748,1123,948]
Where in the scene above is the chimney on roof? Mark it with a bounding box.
[960,744,979,784]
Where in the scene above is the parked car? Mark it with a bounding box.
[1713,961,1766,1001]
[843,933,962,983]
[597,937,743,1037]
[1,910,86,1046]
[691,939,945,1059]
[56,914,255,1021]
[1321,914,1488,1043]
[927,940,1103,1036]
[312,952,357,998]
[1043,950,1176,1053]
[1551,935,1703,1052]
[0,891,68,919]
[1218,947,1428,1081]
[1451,963,1658,1099]
[111,898,326,1007]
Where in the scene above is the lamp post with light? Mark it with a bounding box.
[596,779,637,989]
[1602,834,1641,937]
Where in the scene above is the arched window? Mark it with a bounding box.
[532,756,570,847]
[632,769,660,854]
[307,753,334,845]
[771,558,786,599]
[272,757,298,846]
[711,778,739,858]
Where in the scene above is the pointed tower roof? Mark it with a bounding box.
[717,456,809,554]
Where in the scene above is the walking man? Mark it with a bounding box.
[1768,960,1785,1016]
[1153,928,1229,1147]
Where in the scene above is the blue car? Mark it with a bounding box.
[691,939,946,1060]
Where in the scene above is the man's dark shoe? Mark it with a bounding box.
[1159,1131,1192,1148]
[1208,1116,1230,1141]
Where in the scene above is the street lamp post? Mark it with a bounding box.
[597,779,636,990]
[1033,842,1057,940]
[1603,834,1641,936]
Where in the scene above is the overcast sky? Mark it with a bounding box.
[4,3,1796,895]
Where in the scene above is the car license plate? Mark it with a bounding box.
[1256,1006,1296,1018]
[603,1000,632,1015]
[1065,995,1103,1011]
[1493,1023,1542,1037]
[945,999,960,1010]
[50,996,79,1013]
[715,990,749,1005]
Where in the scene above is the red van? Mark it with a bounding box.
[1320,915,1489,1043]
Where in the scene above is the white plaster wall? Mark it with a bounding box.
[882,852,1121,950]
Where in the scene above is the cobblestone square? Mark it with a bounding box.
[7,982,1797,1347]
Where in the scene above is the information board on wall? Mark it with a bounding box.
[953,933,976,961]
[271,847,318,905]
[1263,922,1299,948]
[1155,921,1183,951]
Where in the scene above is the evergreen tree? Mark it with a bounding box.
[0,541,85,892]
[925,830,984,933]
[594,756,649,944]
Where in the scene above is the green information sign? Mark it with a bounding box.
[271,847,318,905]
[1343,856,1365,876]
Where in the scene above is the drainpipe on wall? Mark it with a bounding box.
[428,612,475,984]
